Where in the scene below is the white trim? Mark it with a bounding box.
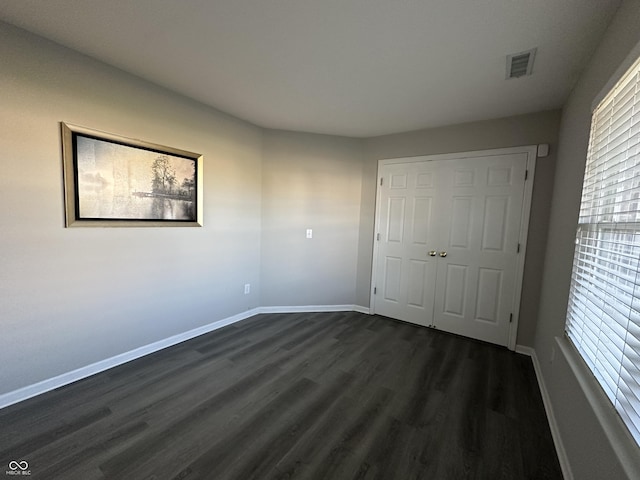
[371,146,538,351]
[257,304,370,314]
[352,305,371,314]
[375,145,540,166]
[0,305,371,410]
[516,344,573,480]
[508,148,537,350]
[0,308,261,410]
[556,336,640,480]
[369,160,384,314]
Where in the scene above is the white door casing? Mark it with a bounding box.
[370,146,537,349]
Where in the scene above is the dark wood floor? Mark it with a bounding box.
[0,312,562,479]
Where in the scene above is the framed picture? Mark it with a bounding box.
[61,123,203,227]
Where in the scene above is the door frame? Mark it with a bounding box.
[370,145,538,351]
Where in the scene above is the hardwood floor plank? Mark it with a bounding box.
[271,393,357,479]
[304,387,396,480]
[230,372,355,480]
[35,420,149,479]
[0,312,563,479]
[0,406,112,461]
[166,377,319,480]
[98,359,293,477]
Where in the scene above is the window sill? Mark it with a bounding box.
[556,335,640,479]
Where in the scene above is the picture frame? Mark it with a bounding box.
[61,123,203,227]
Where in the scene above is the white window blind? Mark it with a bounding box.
[566,55,640,447]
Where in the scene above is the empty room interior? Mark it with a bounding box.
[1,1,640,479]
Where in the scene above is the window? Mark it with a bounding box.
[566,54,640,446]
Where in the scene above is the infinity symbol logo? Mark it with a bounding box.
[8,460,28,470]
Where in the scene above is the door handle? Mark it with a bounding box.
[439,251,448,257]
[428,250,437,257]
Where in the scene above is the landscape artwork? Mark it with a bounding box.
[62,123,203,227]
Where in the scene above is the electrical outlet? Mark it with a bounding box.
[306,228,313,239]
[244,284,250,295]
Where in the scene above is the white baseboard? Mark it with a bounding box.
[352,305,371,314]
[515,345,573,480]
[0,308,262,410]
[0,304,371,410]
[258,304,370,314]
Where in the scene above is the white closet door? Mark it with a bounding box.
[372,148,532,347]
[432,153,527,346]
[373,161,442,326]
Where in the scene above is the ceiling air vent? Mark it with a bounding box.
[506,48,536,79]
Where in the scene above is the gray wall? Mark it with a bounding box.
[5,10,639,476]
[534,1,640,478]
[0,16,561,399]
[358,110,562,346]
[261,130,363,307]
[0,22,263,395]
[0,22,366,397]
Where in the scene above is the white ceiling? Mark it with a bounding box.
[0,0,621,137]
